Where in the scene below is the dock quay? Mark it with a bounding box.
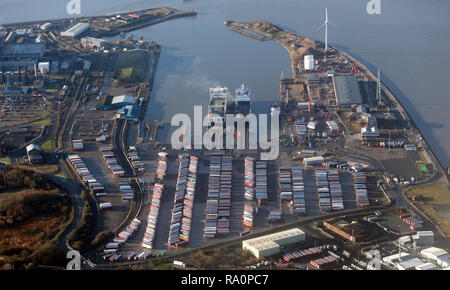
[229,27,268,41]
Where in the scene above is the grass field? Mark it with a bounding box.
[18,164,60,175]
[113,50,149,82]
[405,183,450,236]
[41,138,56,151]
[0,157,11,165]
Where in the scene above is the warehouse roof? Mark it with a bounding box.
[61,23,90,37]
[26,144,40,152]
[112,95,136,105]
[421,247,448,258]
[415,262,438,270]
[0,43,45,56]
[117,104,140,121]
[333,75,363,106]
[243,228,304,251]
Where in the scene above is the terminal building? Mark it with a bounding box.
[242,228,305,258]
[0,43,45,70]
[332,75,363,107]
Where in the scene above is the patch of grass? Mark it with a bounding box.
[30,117,52,126]
[41,138,56,151]
[18,165,59,175]
[0,157,11,165]
[405,183,450,236]
[113,50,149,82]
[152,262,172,270]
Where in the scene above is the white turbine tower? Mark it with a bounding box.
[319,8,329,55]
[318,8,337,58]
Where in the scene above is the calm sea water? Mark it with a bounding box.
[1,0,449,167]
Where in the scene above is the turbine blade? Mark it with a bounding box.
[317,22,326,30]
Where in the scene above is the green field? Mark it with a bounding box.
[113,50,149,82]
[405,183,450,236]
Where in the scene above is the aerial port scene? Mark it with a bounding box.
[0,0,449,278]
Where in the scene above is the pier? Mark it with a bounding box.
[229,27,268,41]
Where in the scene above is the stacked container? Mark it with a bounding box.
[243,157,255,228]
[217,155,232,235]
[283,247,322,262]
[127,147,145,174]
[315,169,331,212]
[156,152,168,179]
[68,154,107,197]
[100,147,124,177]
[309,255,338,269]
[268,210,282,222]
[279,166,292,200]
[168,154,188,245]
[204,155,221,238]
[353,172,369,207]
[328,169,344,211]
[255,160,267,201]
[291,167,306,216]
[142,152,168,249]
[72,139,84,151]
[180,155,197,242]
[112,218,141,248]
[119,180,134,201]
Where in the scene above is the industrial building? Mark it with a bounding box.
[323,217,374,242]
[26,143,42,164]
[326,120,339,135]
[111,95,137,108]
[332,75,363,107]
[412,231,434,249]
[303,156,324,166]
[361,116,380,138]
[61,23,90,38]
[0,43,45,70]
[117,104,140,122]
[81,37,105,50]
[420,247,450,268]
[242,228,305,258]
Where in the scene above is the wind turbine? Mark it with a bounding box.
[318,8,337,58]
[320,8,329,55]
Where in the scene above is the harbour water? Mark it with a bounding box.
[1,0,449,167]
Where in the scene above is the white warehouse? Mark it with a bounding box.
[242,228,305,258]
[61,23,90,38]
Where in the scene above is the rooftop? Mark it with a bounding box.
[333,75,363,106]
[0,43,45,56]
[243,228,304,251]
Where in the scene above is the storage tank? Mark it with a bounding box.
[304,55,314,71]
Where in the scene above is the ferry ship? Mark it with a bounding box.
[232,84,252,116]
[208,85,229,125]
[270,102,281,117]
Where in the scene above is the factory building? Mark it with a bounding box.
[333,75,363,107]
[0,43,45,70]
[26,144,42,164]
[117,104,140,122]
[420,247,450,268]
[81,37,105,50]
[361,116,380,138]
[61,23,90,38]
[242,228,305,258]
[323,217,372,242]
[326,120,339,135]
[111,95,137,108]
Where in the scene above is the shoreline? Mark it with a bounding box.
[227,20,448,183]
